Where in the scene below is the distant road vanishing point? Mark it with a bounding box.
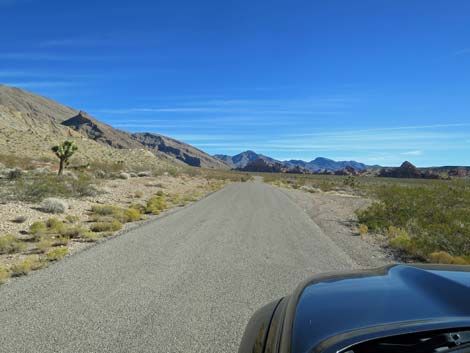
[0,180,357,353]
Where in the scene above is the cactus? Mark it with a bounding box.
[51,140,78,175]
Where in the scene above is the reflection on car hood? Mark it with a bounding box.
[292,264,470,353]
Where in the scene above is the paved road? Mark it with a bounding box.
[0,181,358,353]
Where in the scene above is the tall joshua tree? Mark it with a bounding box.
[52,140,78,175]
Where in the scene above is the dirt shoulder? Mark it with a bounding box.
[279,188,394,268]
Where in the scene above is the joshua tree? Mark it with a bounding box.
[51,140,78,175]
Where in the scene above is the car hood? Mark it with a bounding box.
[291,264,470,353]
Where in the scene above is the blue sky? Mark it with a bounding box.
[1,0,469,166]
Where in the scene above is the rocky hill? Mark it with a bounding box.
[214,150,280,169]
[378,161,441,179]
[285,157,367,172]
[236,158,310,174]
[131,133,227,168]
[0,84,226,169]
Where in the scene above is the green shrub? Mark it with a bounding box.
[358,224,368,236]
[10,259,33,276]
[385,226,409,239]
[59,226,86,239]
[125,208,142,222]
[428,251,469,265]
[0,235,26,254]
[65,215,80,224]
[13,173,98,202]
[91,205,121,216]
[36,237,53,253]
[29,221,47,237]
[0,234,25,254]
[53,236,69,246]
[146,195,167,214]
[90,220,123,232]
[357,181,470,260]
[46,247,68,261]
[90,204,141,223]
[81,231,100,242]
[389,235,414,252]
[46,218,66,233]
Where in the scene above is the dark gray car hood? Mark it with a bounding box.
[291,264,470,353]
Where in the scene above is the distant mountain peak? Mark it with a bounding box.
[214,151,370,172]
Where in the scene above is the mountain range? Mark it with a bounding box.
[214,151,369,172]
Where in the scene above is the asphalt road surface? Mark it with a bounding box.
[0,181,359,353]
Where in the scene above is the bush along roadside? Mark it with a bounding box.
[356,182,470,265]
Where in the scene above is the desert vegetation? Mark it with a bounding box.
[262,172,470,265]
[0,153,244,285]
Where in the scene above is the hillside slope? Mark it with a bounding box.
[0,84,226,169]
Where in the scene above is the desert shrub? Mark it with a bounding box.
[36,238,53,253]
[29,221,47,237]
[129,203,146,212]
[0,235,26,254]
[385,225,409,239]
[0,266,10,284]
[145,195,167,215]
[90,220,123,232]
[428,251,469,265]
[12,215,27,223]
[65,215,80,224]
[10,261,32,276]
[90,204,139,223]
[166,166,178,177]
[46,247,68,261]
[357,181,470,262]
[59,226,86,239]
[125,208,142,222]
[358,224,368,236]
[389,235,414,253]
[81,231,100,242]
[13,173,98,202]
[91,205,121,216]
[119,172,130,180]
[343,176,357,188]
[52,236,69,246]
[40,198,67,214]
[46,218,66,233]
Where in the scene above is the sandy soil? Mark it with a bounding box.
[280,187,394,268]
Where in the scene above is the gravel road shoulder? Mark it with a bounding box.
[279,187,394,268]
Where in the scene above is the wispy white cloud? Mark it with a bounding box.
[38,38,106,47]
[288,123,470,138]
[2,81,77,88]
[401,150,423,156]
[95,95,353,116]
